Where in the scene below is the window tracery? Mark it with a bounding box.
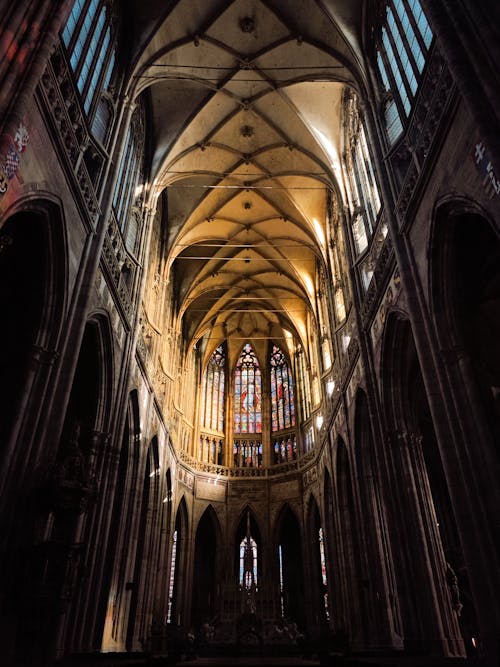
[376,0,433,144]
[234,343,262,435]
[270,344,295,432]
[201,345,225,433]
[62,0,116,117]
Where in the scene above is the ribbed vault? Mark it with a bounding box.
[126,0,365,363]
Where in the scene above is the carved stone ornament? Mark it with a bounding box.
[239,17,255,33]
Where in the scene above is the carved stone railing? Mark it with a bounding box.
[178,438,323,480]
[391,45,456,224]
[37,44,102,228]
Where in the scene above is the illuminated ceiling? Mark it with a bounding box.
[128,0,365,362]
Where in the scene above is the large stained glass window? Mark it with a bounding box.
[234,343,262,434]
[200,344,225,432]
[270,344,295,432]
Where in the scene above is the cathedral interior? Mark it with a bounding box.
[1,1,500,665]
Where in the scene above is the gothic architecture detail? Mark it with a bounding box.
[0,1,499,666]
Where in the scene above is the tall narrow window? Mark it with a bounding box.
[376,0,433,143]
[270,344,295,432]
[278,544,285,618]
[239,535,258,589]
[234,343,262,434]
[201,345,225,432]
[112,105,145,252]
[62,0,115,116]
[343,91,382,255]
[319,527,330,620]
[295,346,311,422]
[166,530,178,624]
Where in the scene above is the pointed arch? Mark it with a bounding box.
[192,505,221,627]
[235,507,261,588]
[234,342,262,435]
[101,389,142,651]
[200,343,226,432]
[269,342,296,432]
[0,199,67,471]
[380,312,466,654]
[306,494,329,627]
[275,503,305,625]
[167,495,189,626]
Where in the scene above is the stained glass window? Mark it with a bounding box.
[270,344,295,432]
[201,345,225,432]
[166,530,177,624]
[234,343,262,434]
[239,536,258,589]
[233,440,262,467]
[273,436,297,464]
[296,346,311,421]
[278,544,285,617]
[319,527,330,620]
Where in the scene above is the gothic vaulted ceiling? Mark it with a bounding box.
[128,0,365,361]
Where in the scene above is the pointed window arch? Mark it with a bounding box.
[270,344,295,432]
[234,343,262,434]
[201,344,225,432]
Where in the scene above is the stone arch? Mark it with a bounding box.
[305,494,329,631]
[167,495,189,628]
[380,311,465,656]
[430,198,500,469]
[427,198,500,656]
[274,503,305,627]
[126,436,161,650]
[353,387,401,649]
[335,435,362,647]
[101,389,142,651]
[0,199,67,485]
[191,505,221,628]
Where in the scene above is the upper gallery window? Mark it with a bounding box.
[112,105,145,252]
[200,344,225,432]
[270,344,295,432]
[234,343,262,434]
[343,91,381,255]
[62,0,116,116]
[376,0,433,144]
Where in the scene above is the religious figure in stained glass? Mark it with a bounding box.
[270,344,295,432]
[234,343,262,434]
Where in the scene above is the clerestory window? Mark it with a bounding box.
[62,0,116,117]
[376,0,433,144]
